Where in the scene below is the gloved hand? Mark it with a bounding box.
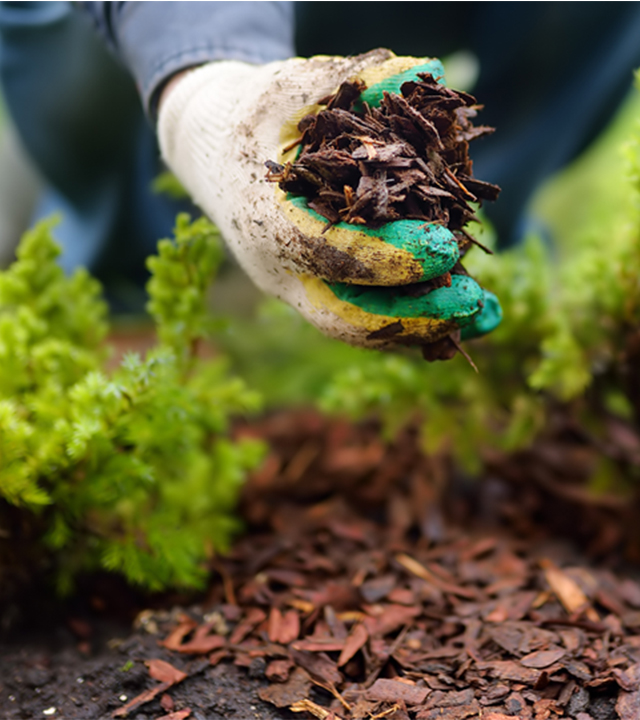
[158,49,501,350]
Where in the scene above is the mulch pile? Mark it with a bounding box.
[3,409,640,719]
[81,411,640,720]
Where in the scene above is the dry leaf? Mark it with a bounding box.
[364,603,421,637]
[229,607,267,645]
[173,624,226,654]
[266,658,295,682]
[292,638,346,652]
[395,554,475,599]
[476,660,546,685]
[617,687,640,719]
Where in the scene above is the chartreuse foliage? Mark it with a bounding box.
[0,214,263,593]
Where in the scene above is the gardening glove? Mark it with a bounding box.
[158,49,502,350]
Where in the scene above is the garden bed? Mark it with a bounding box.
[2,408,640,720]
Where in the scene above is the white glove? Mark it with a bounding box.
[158,50,492,349]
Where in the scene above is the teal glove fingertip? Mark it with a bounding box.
[460,290,503,340]
[327,273,484,324]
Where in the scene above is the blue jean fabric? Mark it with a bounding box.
[1,1,639,305]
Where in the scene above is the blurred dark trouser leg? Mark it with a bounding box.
[0,1,193,310]
[0,121,41,266]
[469,2,640,248]
[295,2,640,248]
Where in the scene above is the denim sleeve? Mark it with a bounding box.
[81,1,296,115]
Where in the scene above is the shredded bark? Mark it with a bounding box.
[267,74,499,231]
[266,73,500,361]
[141,412,640,719]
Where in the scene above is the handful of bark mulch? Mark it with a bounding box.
[266,73,500,362]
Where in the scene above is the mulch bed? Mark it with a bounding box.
[2,409,640,720]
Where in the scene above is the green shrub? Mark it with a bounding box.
[0,214,263,593]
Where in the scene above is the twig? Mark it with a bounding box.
[449,334,478,373]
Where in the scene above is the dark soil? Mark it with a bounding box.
[2,409,640,720]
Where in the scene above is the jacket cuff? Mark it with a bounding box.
[82,1,295,118]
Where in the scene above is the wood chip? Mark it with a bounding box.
[145,659,187,684]
[617,665,640,720]
[541,559,599,621]
[258,667,312,708]
[112,682,173,718]
[154,710,192,720]
[365,678,430,705]
[290,698,343,719]
[337,622,368,667]
[519,648,566,669]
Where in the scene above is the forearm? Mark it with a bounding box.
[80,1,296,117]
